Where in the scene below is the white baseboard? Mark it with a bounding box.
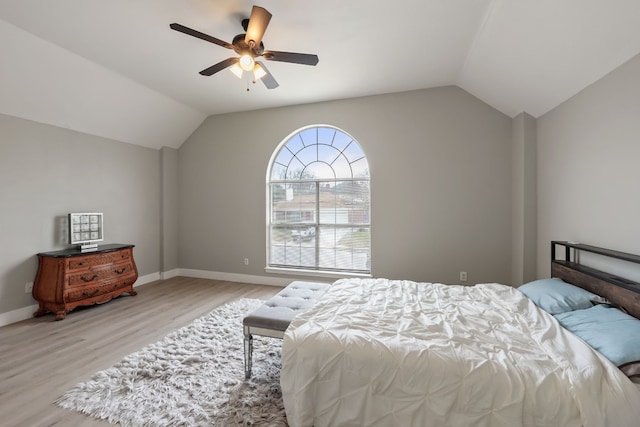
[0,303,40,328]
[177,268,290,287]
[159,268,180,280]
[134,271,161,287]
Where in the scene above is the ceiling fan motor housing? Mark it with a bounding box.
[232,34,264,56]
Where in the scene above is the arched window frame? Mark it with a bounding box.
[266,125,371,277]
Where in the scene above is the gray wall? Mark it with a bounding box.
[178,86,513,285]
[537,52,640,280]
[0,114,162,315]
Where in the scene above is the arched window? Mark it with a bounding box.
[266,125,370,275]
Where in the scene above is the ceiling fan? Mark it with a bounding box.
[170,5,319,90]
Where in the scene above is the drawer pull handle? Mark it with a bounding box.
[81,274,99,282]
[115,268,126,274]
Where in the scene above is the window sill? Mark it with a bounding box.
[265,267,372,281]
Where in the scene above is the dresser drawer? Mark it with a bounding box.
[67,262,136,287]
[65,279,133,303]
[67,250,131,270]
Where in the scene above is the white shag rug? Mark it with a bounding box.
[56,298,287,426]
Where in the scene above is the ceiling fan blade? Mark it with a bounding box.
[199,57,238,76]
[263,50,319,66]
[244,6,272,48]
[256,61,279,89]
[170,23,233,50]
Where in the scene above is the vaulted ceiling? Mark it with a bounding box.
[1,1,639,150]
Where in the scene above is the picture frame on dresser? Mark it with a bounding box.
[68,212,104,252]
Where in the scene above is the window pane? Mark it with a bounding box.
[285,157,306,180]
[271,183,317,224]
[317,127,336,145]
[331,132,353,151]
[306,162,335,179]
[274,148,294,168]
[318,226,370,272]
[343,141,365,163]
[297,145,318,165]
[270,163,287,181]
[286,134,305,154]
[270,225,316,268]
[330,154,352,178]
[351,157,370,178]
[298,128,317,146]
[318,181,370,225]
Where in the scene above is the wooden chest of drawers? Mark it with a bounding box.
[33,244,138,320]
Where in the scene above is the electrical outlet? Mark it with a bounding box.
[25,281,34,293]
[244,258,249,266]
[459,272,468,282]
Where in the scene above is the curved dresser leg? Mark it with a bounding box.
[33,305,47,317]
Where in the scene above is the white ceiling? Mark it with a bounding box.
[1,0,639,150]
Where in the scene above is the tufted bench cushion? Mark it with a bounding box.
[243,280,330,378]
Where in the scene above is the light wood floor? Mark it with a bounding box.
[0,277,281,426]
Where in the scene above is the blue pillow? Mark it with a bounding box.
[555,304,640,367]
[518,278,606,314]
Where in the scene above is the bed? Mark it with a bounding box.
[281,241,640,426]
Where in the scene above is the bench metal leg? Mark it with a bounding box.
[244,331,253,379]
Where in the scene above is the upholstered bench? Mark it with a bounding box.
[243,280,330,378]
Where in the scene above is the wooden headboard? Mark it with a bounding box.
[551,241,640,319]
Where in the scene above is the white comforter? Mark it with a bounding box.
[281,278,640,427]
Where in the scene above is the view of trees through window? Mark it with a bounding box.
[267,126,370,274]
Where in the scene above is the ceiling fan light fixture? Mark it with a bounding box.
[229,63,244,79]
[253,63,267,80]
[239,54,255,71]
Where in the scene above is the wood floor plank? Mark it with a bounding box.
[0,277,281,426]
